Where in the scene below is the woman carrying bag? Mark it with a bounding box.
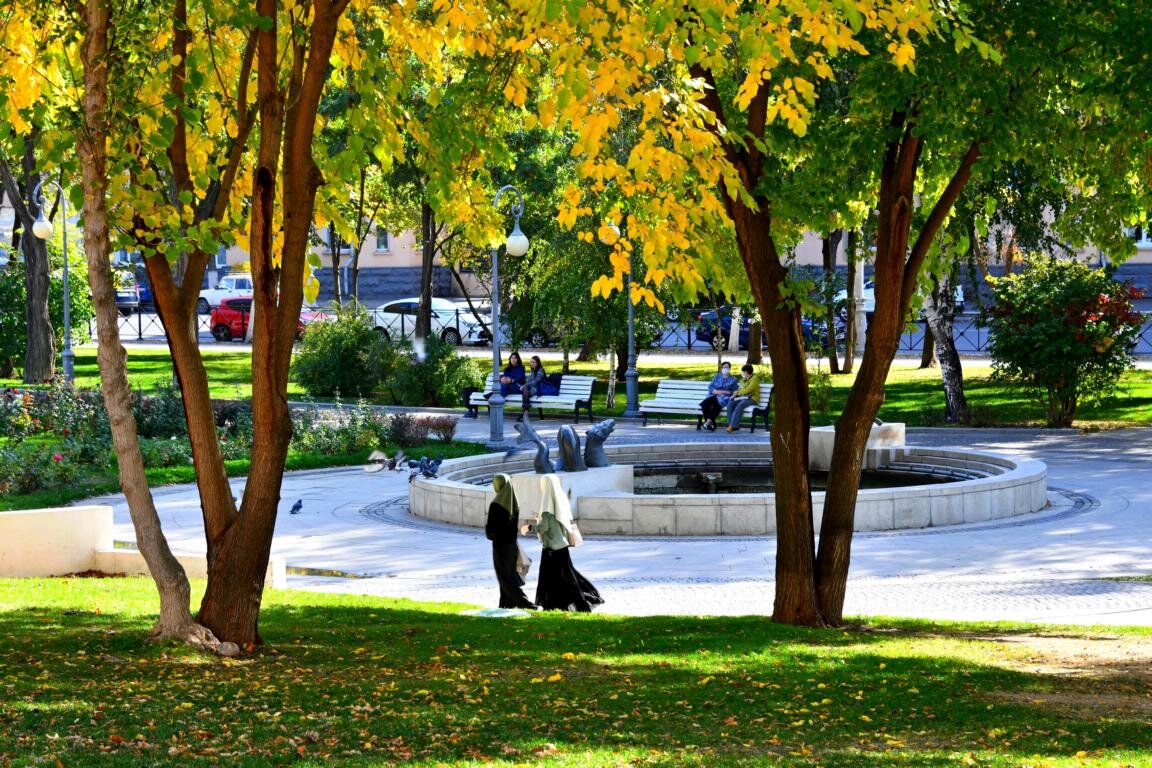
[485,474,537,610]
[528,475,603,612]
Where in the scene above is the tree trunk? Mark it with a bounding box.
[77,0,210,647]
[747,322,763,364]
[816,119,985,624]
[821,230,843,374]
[416,201,435,340]
[918,322,936,368]
[327,223,343,304]
[0,142,56,383]
[196,0,350,648]
[841,231,858,375]
[923,273,969,423]
[726,202,822,626]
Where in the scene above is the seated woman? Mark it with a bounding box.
[726,363,764,432]
[699,361,738,431]
[517,355,546,421]
[498,351,526,397]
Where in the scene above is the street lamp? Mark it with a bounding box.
[488,185,529,446]
[31,176,73,382]
[600,221,640,417]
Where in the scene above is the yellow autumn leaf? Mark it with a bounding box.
[547,673,563,682]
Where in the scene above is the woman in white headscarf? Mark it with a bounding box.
[531,474,603,612]
[485,474,537,609]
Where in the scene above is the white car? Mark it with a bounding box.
[370,297,484,345]
[197,273,254,314]
[835,280,964,315]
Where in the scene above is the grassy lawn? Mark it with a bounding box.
[1,577,1149,767]
[5,346,1151,428]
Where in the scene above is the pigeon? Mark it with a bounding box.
[426,457,444,478]
[366,449,407,473]
[364,450,389,473]
[288,499,303,515]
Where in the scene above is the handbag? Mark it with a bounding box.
[515,543,532,578]
[567,521,584,547]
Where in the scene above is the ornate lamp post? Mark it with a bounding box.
[601,221,640,417]
[488,185,530,446]
[31,177,73,382]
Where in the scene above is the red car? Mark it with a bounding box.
[209,297,307,342]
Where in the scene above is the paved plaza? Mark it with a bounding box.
[98,406,1152,627]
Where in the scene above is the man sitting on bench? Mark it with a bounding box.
[726,363,764,433]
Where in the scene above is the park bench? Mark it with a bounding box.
[468,373,596,423]
[638,379,774,432]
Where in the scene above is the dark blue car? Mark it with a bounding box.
[695,308,844,350]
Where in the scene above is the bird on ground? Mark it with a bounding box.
[288,499,303,515]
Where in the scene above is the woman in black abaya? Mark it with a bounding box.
[485,473,537,609]
[531,474,603,612]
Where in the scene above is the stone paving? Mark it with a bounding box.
[102,412,1152,626]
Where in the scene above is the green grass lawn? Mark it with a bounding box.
[1,577,1149,767]
[5,346,1151,428]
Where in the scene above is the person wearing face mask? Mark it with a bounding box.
[699,362,739,431]
[726,363,763,432]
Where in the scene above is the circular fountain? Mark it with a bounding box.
[409,429,1048,536]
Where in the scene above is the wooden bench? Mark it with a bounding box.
[638,379,774,432]
[468,373,596,423]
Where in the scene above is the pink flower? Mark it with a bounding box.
[52,453,63,462]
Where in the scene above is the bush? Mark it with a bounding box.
[382,412,430,447]
[391,336,485,406]
[419,415,458,443]
[0,442,82,495]
[983,255,1144,427]
[290,397,389,455]
[290,305,396,397]
[133,380,188,438]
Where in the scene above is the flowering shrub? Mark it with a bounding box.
[0,443,80,495]
[0,388,35,442]
[984,255,1145,427]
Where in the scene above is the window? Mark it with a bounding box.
[375,226,390,252]
[215,246,229,270]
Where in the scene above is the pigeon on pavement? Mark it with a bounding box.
[288,499,303,515]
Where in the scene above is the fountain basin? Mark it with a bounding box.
[408,442,1047,536]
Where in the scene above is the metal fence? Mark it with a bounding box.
[101,308,1152,356]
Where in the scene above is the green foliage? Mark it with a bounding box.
[290,305,396,398]
[391,335,484,407]
[983,256,1144,427]
[291,397,389,455]
[0,254,94,377]
[132,379,187,438]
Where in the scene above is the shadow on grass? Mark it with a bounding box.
[2,588,1149,767]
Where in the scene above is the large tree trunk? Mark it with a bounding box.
[77,0,210,647]
[729,204,822,626]
[815,117,985,623]
[196,0,350,648]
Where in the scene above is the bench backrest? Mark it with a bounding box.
[757,384,774,408]
[554,375,596,398]
[653,379,712,399]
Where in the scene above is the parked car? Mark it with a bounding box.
[198,273,254,314]
[834,280,965,316]
[695,308,845,350]
[369,297,484,345]
[209,296,306,342]
[114,280,140,316]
